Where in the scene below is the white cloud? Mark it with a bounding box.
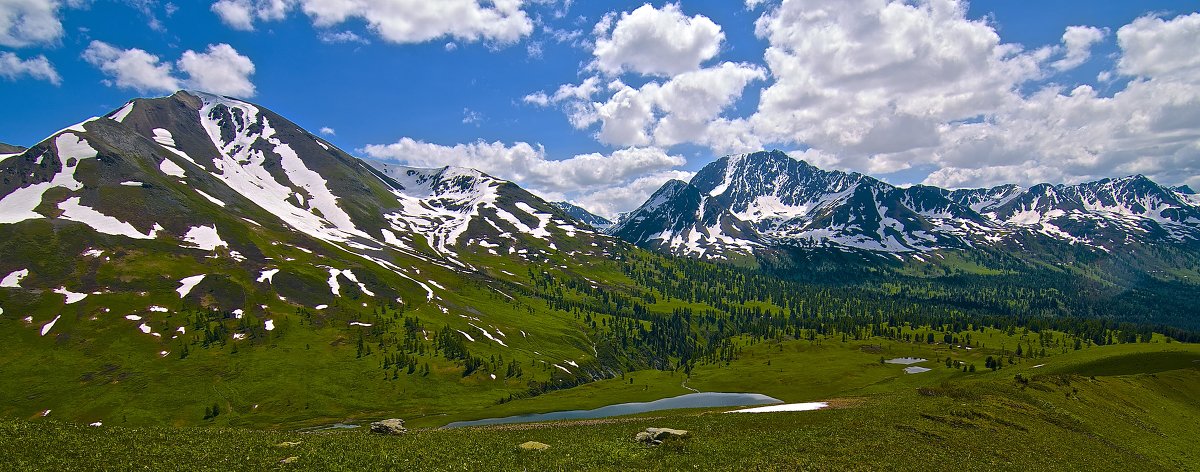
[82,41,181,93]
[748,0,1051,162]
[212,0,535,45]
[571,62,765,147]
[318,30,369,44]
[319,126,335,136]
[177,43,256,97]
[1052,26,1107,71]
[361,138,684,192]
[917,13,1200,189]
[0,51,60,84]
[0,0,75,48]
[524,76,601,106]
[211,0,291,31]
[591,3,724,76]
[462,108,483,125]
[83,41,257,97]
[1116,13,1200,78]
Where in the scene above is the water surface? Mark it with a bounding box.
[444,392,781,428]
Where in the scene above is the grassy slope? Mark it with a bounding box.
[1,341,1196,471]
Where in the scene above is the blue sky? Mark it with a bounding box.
[2,0,1198,217]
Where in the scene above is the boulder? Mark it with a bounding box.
[517,441,551,451]
[635,427,691,445]
[369,418,407,435]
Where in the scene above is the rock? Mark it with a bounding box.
[636,427,691,445]
[369,418,407,435]
[280,456,299,464]
[517,441,551,451]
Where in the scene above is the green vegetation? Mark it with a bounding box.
[2,341,1196,471]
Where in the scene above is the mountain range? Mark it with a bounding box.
[611,150,1200,264]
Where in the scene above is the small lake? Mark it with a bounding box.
[443,392,782,429]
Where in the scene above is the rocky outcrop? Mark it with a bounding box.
[635,427,691,445]
[369,418,407,435]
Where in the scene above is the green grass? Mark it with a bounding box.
[2,341,1196,471]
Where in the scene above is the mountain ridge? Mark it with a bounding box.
[610,150,1200,261]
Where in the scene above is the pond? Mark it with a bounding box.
[443,392,782,429]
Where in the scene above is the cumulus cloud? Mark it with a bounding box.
[747,0,1052,162]
[591,3,724,76]
[359,138,688,218]
[570,62,766,147]
[177,43,256,97]
[83,41,257,97]
[82,41,181,93]
[917,12,1200,189]
[1116,12,1200,78]
[527,1,1199,195]
[210,0,534,45]
[211,0,294,31]
[0,0,67,48]
[0,51,60,84]
[1052,26,1107,71]
[319,126,335,136]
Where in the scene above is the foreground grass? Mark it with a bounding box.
[3,345,1197,471]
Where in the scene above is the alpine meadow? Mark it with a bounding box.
[1,1,1199,471]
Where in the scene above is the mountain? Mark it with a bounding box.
[611,151,1200,262]
[0,90,630,426]
[0,143,25,154]
[550,201,613,231]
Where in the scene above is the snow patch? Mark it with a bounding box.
[54,287,87,304]
[1,269,29,288]
[257,269,279,283]
[194,189,226,207]
[159,158,186,177]
[59,197,158,239]
[182,225,228,251]
[40,315,61,336]
[727,402,828,413]
[176,275,205,298]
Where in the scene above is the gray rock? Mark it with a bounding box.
[369,418,407,435]
[636,427,690,445]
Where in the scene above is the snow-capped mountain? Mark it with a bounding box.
[611,151,1200,260]
[0,91,608,311]
[551,201,613,231]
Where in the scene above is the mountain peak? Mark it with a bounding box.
[551,201,613,230]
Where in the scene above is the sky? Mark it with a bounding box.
[1,0,1199,219]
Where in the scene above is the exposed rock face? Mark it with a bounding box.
[635,427,691,445]
[369,418,407,435]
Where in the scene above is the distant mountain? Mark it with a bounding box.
[611,150,1200,261]
[0,142,25,154]
[551,201,613,231]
